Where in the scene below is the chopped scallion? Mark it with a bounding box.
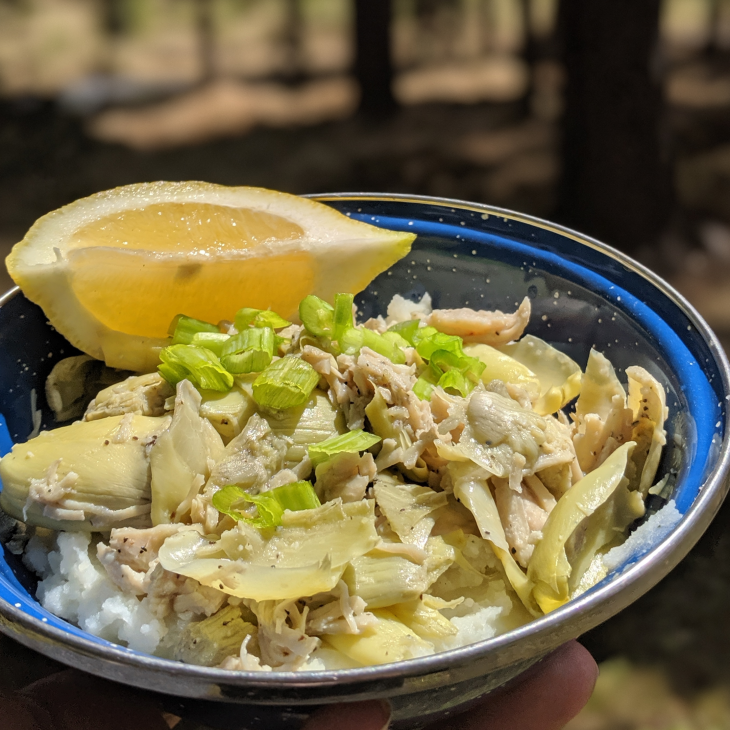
[220,327,275,374]
[158,344,233,391]
[299,295,334,337]
[382,330,410,350]
[438,369,472,397]
[308,429,382,467]
[212,481,320,529]
[253,356,320,410]
[413,365,440,401]
[191,332,230,357]
[169,315,219,345]
[416,332,464,360]
[360,328,406,365]
[235,307,291,331]
[333,293,355,342]
[387,319,421,344]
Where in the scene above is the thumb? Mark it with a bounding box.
[14,669,169,730]
[301,699,391,730]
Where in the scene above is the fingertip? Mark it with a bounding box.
[301,699,391,730]
[547,640,599,720]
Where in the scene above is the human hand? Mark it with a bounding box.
[301,641,598,730]
[0,640,596,730]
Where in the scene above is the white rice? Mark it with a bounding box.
[601,499,682,573]
[29,532,167,654]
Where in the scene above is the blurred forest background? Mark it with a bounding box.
[3,1,730,728]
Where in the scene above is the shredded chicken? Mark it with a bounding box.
[306,581,376,635]
[427,297,531,346]
[220,635,273,672]
[251,599,320,670]
[493,476,554,568]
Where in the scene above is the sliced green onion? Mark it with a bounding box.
[339,327,364,356]
[460,354,486,383]
[411,326,439,347]
[220,327,275,374]
[235,307,291,331]
[416,332,464,360]
[212,481,320,529]
[271,480,321,511]
[299,295,334,337]
[413,365,440,401]
[169,315,219,345]
[438,369,472,397]
[254,310,291,330]
[158,344,233,392]
[333,293,355,342]
[382,330,410,350]
[387,319,421,345]
[360,328,406,365]
[308,429,382,467]
[191,332,230,357]
[234,308,259,330]
[253,356,320,410]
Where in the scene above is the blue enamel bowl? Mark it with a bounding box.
[1,193,729,730]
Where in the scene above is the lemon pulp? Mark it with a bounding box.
[68,202,304,254]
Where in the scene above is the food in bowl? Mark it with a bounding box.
[0,185,678,673]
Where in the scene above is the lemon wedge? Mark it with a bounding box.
[7,182,415,372]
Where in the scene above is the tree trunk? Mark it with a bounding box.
[195,0,215,83]
[353,0,395,113]
[557,0,673,253]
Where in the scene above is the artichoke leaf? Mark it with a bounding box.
[373,479,448,548]
[159,499,380,601]
[343,553,428,608]
[158,528,344,601]
[626,366,668,496]
[463,343,541,401]
[442,387,548,479]
[389,596,458,640]
[572,350,633,474]
[450,462,540,616]
[566,482,645,598]
[527,441,635,613]
[498,335,582,415]
[324,608,433,665]
[150,380,225,524]
[365,391,427,482]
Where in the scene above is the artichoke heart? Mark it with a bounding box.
[463,343,541,402]
[498,335,582,415]
[172,605,256,666]
[0,414,167,531]
[199,384,257,443]
[263,389,345,468]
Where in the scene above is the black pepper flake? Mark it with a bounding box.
[104,440,110,446]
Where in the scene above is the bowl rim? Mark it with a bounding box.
[1,192,729,703]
